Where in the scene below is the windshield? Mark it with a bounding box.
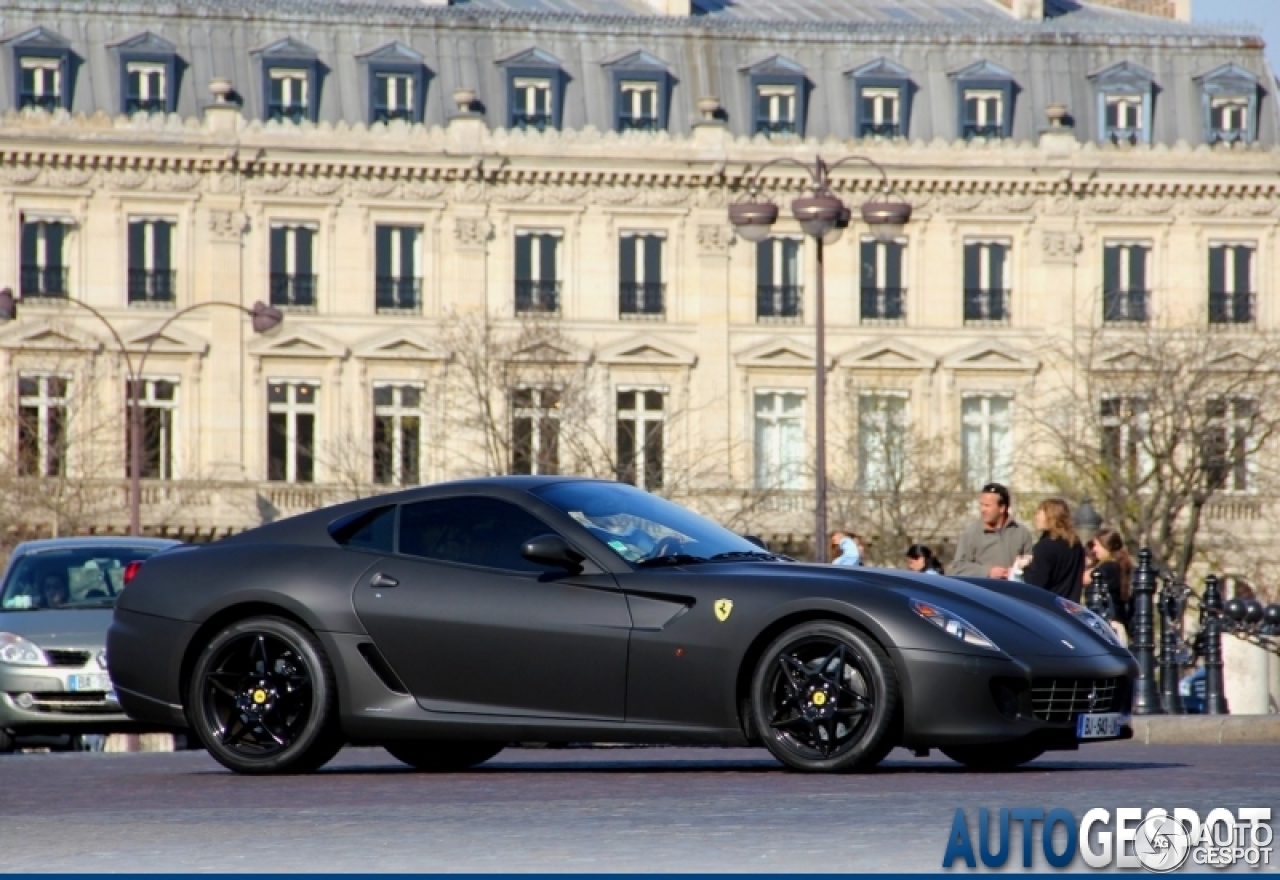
[532,482,768,565]
[0,546,164,611]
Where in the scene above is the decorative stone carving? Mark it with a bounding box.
[46,168,95,188]
[0,166,42,185]
[300,178,343,196]
[353,178,396,198]
[157,171,202,191]
[1042,231,1082,263]
[208,210,247,240]
[697,224,734,254]
[402,180,445,201]
[455,181,487,203]
[248,176,290,195]
[112,169,150,189]
[454,217,492,250]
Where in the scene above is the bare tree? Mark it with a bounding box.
[1031,326,1280,581]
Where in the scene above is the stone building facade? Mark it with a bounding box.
[0,0,1275,563]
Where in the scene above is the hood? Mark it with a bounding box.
[0,608,113,649]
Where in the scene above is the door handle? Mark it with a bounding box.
[370,573,399,588]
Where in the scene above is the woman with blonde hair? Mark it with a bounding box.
[1018,497,1086,601]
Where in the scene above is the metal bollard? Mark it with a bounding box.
[1086,567,1111,619]
[1158,579,1184,715]
[1129,548,1163,715]
[1201,574,1229,715]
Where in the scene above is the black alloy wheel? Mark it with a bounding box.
[941,741,1046,771]
[189,616,342,775]
[750,620,899,773]
[383,741,505,772]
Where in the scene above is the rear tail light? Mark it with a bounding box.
[123,560,145,586]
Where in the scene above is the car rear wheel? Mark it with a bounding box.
[383,741,505,771]
[189,616,343,775]
[941,742,1045,771]
[750,620,899,773]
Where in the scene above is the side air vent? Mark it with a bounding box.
[356,642,409,695]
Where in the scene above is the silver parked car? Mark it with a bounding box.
[0,537,179,752]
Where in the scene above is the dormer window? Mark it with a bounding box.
[498,48,565,132]
[126,63,166,113]
[112,32,179,115]
[1090,62,1155,145]
[603,51,672,134]
[619,81,659,130]
[951,61,1015,140]
[1197,64,1260,145]
[254,37,321,124]
[849,58,912,139]
[743,55,807,138]
[6,27,74,112]
[358,42,427,125]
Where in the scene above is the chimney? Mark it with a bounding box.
[992,0,1044,20]
[647,0,691,15]
[1082,0,1189,20]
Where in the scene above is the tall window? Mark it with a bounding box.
[618,80,660,131]
[1104,95,1145,144]
[374,72,415,123]
[17,374,68,477]
[19,56,62,110]
[962,89,1003,139]
[859,87,901,137]
[757,237,802,321]
[125,62,167,114]
[1209,243,1255,325]
[512,77,553,130]
[1205,397,1254,492]
[269,223,317,308]
[860,238,906,322]
[514,230,561,314]
[963,240,1010,324]
[616,389,664,490]
[858,392,908,491]
[127,378,177,480]
[267,381,317,483]
[1102,242,1150,323]
[267,68,309,123]
[20,220,69,297]
[128,219,175,305]
[511,388,560,475]
[375,225,421,312]
[754,391,805,489]
[373,384,421,486]
[619,233,664,318]
[1100,396,1149,482]
[961,394,1012,489]
[755,84,797,136]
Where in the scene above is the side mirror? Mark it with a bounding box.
[743,534,768,551]
[521,534,585,573]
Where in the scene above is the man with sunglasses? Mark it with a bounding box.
[951,482,1034,579]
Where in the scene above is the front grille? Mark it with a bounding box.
[1031,677,1121,723]
[45,650,91,668]
[11,693,114,714]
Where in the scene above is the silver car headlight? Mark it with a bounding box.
[1056,597,1123,647]
[910,599,1000,652]
[0,632,49,666]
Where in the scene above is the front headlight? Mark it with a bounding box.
[1056,597,1123,647]
[910,599,1000,652]
[0,632,49,666]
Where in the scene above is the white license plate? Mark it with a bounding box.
[68,673,111,692]
[1077,711,1127,739]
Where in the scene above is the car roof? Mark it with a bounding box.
[9,537,182,557]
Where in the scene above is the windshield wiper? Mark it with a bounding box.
[709,550,783,562]
[636,553,710,568]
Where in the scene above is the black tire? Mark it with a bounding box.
[941,742,1046,771]
[188,616,343,775]
[750,620,899,773]
[384,741,505,772]
[0,729,14,753]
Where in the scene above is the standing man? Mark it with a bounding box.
[951,482,1034,578]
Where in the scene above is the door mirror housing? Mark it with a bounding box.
[743,534,768,551]
[521,534,585,573]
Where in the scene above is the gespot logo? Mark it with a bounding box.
[942,806,1273,871]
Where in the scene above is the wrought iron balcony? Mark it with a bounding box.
[963,288,1010,324]
[1106,127,1143,145]
[267,103,309,124]
[20,265,68,297]
[619,116,661,132]
[126,97,167,115]
[1209,290,1255,325]
[374,107,414,124]
[19,93,60,111]
[128,269,176,305]
[963,123,1004,139]
[619,282,665,318]
[512,113,553,131]
[755,120,798,136]
[1210,128,1249,145]
[270,273,317,308]
[757,284,802,321]
[375,276,422,312]
[859,122,901,138]
[515,280,560,313]
[1103,288,1149,323]
[860,287,906,322]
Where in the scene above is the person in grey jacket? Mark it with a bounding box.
[950,482,1034,578]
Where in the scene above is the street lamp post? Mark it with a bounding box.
[0,289,283,536]
[728,157,911,561]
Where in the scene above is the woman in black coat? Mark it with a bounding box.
[1018,498,1086,602]
[1088,527,1134,638]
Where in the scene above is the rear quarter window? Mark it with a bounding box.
[328,506,396,553]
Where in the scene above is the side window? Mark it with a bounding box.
[398,497,559,573]
[329,506,396,553]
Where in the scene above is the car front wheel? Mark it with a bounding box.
[188,616,343,775]
[750,620,899,773]
[383,741,505,771]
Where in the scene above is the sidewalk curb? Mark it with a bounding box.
[1130,715,1280,744]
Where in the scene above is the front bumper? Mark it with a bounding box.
[895,647,1138,750]
[0,663,132,734]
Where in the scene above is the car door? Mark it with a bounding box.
[351,495,632,720]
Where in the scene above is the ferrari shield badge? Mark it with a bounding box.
[714,599,733,622]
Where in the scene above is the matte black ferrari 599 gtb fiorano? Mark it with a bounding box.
[108,478,1136,775]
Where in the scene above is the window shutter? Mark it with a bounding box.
[154,221,172,272]
[1233,246,1252,294]
[643,235,662,286]
[885,241,903,291]
[269,72,284,106]
[46,223,64,269]
[860,239,877,288]
[128,221,146,272]
[963,243,981,291]
[964,95,978,125]
[1209,246,1226,293]
[619,236,636,286]
[400,228,417,280]
[757,240,773,291]
[989,244,1006,291]
[1130,245,1148,292]
[127,69,141,101]
[20,64,35,97]
[782,239,800,286]
[21,222,38,267]
[270,226,288,276]
[295,228,313,277]
[1103,245,1120,293]
[375,226,392,278]
[539,234,558,283]
[515,234,532,282]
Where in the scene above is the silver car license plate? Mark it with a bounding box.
[1077,711,1126,739]
[68,673,112,692]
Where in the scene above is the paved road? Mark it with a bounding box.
[0,743,1275,872]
